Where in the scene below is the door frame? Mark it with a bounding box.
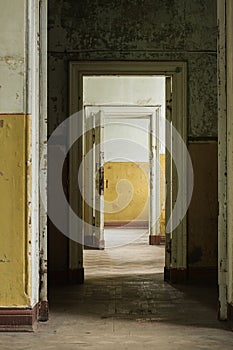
[69,61,188,281]
[83,105,161,248]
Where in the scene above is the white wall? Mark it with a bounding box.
[83,76,166,155]
[0,0,25,113]
[104,118,149,162]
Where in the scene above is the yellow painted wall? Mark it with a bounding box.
[0,115,29,306]
[104,162,149,224]
[104,158,166,235]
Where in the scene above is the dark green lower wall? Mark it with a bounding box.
[188,142,218,269]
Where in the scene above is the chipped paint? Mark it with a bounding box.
[48,0,217,137]
[226,0,233,310]
[38,0,48,321]
[0,56,24,71]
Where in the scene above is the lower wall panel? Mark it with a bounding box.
[0,305,38,332]
[0,114,29,307]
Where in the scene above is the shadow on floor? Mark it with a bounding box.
[49,272,229,332]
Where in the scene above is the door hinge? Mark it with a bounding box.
[166,237,172,254]
[166,95,173,112]
[92,216,96,226]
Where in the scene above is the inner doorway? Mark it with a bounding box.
[83,104,164,250]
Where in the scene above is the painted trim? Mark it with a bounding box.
[217,0,228,320]
[226,0,233,316]
[38,0,48,322]
[25,0,41,310]
[0,304,38,332]
[149,235,161,245]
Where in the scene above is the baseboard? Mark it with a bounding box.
[227,303,233,322]
[149,235,165,245]
[104,221,149,228]
[164,267,188,284]
[38,301,49,322]
[188,266,217,285]
[0,304,38,332]
[49,267,84,285]
[165,266,217,285]
[69,268,84,284]
[164,267,171,282]
[84,235,105,250]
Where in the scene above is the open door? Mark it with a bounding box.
[84,107,105,249]
[94,109,105,249]
[149,108,161,244]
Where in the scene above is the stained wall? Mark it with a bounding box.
[48,0,218,274]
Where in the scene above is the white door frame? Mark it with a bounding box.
[83,107,105,249]
[84,105,161,247]
[217,0,233,320]
[69,61,188,279]
[38,0,48,320]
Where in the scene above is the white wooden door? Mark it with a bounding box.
[94,110,105,248]
[149,109,160,238]
[84,107,105,249]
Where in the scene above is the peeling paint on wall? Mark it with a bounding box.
[0,56,24,71]
[48,0,217,137]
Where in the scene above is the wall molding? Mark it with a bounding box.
[149,235,165,245]
[0,304,38,332]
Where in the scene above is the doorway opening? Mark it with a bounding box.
[83,76,166,252]
[68,61,187,284]
[82,76,166,284]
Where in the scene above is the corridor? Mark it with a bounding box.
[0,229,232,350]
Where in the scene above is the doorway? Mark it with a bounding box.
[83,104,163,250]
[69,61,188,283]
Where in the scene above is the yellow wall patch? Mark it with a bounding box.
[0,114,29,306]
